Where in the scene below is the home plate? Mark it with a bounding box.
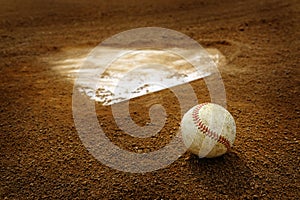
[72,47,225,105]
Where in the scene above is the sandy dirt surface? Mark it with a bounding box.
[1,0,299,199]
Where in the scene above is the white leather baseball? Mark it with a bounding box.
[181,103,236,158]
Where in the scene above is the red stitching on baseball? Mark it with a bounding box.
[191,104,231,151]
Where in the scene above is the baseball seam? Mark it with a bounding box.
[192,103,231,151]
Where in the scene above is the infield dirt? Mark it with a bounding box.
[1,0,299,199]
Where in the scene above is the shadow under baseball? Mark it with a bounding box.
[186,151,253,196]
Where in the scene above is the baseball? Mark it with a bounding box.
[181,103,236,158]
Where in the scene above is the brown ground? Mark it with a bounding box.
[1,0,299,199]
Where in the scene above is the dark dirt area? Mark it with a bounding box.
[0,0,299,199]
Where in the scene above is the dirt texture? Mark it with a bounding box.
[1,0,299,199]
